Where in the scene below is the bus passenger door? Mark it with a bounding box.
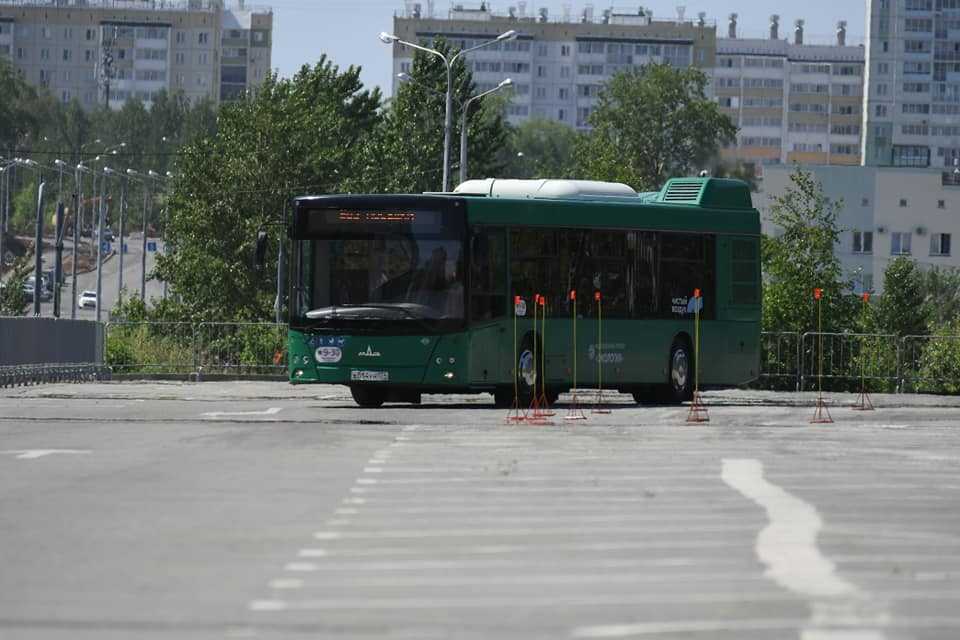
[468,228,508,385]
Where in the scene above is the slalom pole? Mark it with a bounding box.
[810,287,833,424]
[592,290,611,414]
[540,295,555,417]
[565,289,586,421]
[506,295,526,423]
[686,288,708,423]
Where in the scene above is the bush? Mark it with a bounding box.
[913,319,960,394]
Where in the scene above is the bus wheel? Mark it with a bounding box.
[667,339,693,404]
[351,385,386,408]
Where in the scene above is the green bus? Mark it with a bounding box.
[283,177,760,407]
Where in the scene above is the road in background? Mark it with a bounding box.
[1,385,959,639]
[28,233,165,318]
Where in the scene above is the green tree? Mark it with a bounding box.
[504,117,579,179]
[0,57,47,152]
[577,64,737,190]
[0,257,30,315]
[359,39,508,193]
[712,160,759,192]
[762,169,855,334]
[155,58,381,321]
[918,266,960,328]
[877,257,927,337]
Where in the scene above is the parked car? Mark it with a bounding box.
[78,290,97,309]
[22,276,52,302]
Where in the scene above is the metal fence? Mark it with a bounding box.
[759,330,960,393]
[0,363,111,388]
[103,321,286,378]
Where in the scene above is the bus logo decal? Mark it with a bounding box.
[359,345,382,358]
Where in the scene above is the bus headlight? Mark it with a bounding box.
[444,372,455,379]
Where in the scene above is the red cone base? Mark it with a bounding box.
[527,394,554,425]
[591,389,613,414]
[505,395,527,423]
[852,390,874,411]
[810,396,834,424]
[685,390,710,423]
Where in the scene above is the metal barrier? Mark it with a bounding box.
[799,331,900,392]
[0,363,111,388]
[759,331,801,390]
[900,334,960,394]
[104,321,198,375]
[194,322,287,377]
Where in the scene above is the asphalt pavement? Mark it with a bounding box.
[1,383,959,639]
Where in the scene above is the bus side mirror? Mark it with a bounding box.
[254,230,268,270]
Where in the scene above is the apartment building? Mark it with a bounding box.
[389,2,716,128]
[0,0,272,110]
[862,0,960,175]
[714,15,866,167]
[760,164,960,293]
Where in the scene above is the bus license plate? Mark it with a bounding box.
[350,370,389,382]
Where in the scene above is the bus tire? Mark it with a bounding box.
[666,338,694,404]
[351,385,386,408]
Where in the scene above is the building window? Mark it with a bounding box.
[560,66,570,78]
[891,232,912,255]
[86,28,95,41]
[536,65,546,77]
[900,198,908,207]
[42,26,51,39]
[560,44,570,56]
[861,197,870,206]
[62,49,72,61]
[852,231,873,254]
[199,32,209,45]
[558,108,565,121]
[40,48,49,60]
[938,199,946,209]
[930,233,952,256]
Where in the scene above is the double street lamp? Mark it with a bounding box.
[379,28,518,191]
[397,73,513,185]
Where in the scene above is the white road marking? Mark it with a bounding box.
[363,467,383,473]
[334,508,359,515]
[572,618,807,637]
[201,407,282,418]
[248,600,288,611]
[0,449,90,459]
[298,548,328,557]
[283,562,319,572]
[721,458,888,639]
[268,578,303,589]
[313,531,342,540]
[356,478,377,485]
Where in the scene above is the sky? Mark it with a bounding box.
[267,0,867,95]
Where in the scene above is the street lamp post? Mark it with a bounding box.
[117,171,129,304]
[98,166,115,323]
[379,28,517,191]
[459,79,512,184]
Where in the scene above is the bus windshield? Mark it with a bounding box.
[292,207,465,331]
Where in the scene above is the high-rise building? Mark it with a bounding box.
[0,0,272,110]
[389,3,716,129]
[713,14,865,167]
[862,0,960,177]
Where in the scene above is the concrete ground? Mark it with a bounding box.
[1,382,959,639]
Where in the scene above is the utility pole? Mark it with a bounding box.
[117,174,126,304]
[33,182,46,317]
[53,202,64,318]
[140,181,149,300]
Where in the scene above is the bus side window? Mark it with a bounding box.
[630,231,659,318]
[470,228,506,321]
